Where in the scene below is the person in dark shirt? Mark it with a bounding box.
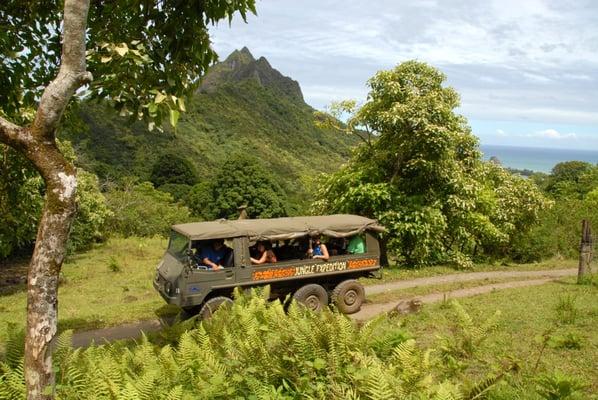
[277,240,294,261]
[199,239,229,270]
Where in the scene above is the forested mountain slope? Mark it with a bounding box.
[60,48,355,210]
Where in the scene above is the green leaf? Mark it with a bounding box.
[178,98,186,112]
[114,43,128,57]
[313,358,327,370]
[155,92,167,104]
[169,109,180,127]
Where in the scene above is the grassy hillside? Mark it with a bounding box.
[60,48,355,212]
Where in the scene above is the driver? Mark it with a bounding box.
[198,239,229,270]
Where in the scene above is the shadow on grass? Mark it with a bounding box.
[58,317,106,333]
[154,304,184,327]
[553,276,598,287]
[0,283,27,296]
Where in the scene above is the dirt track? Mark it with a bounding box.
[71,268,577,347]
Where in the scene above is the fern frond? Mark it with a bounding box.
[0,360,25,400]
[164,385,183,400]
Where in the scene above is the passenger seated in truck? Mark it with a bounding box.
[277,239,294,261]
[347,235,366,254]
[198,239,230,270]
[296,237,311,259]
[329,237,347,256]
[251,241,278,264]
[308,236,329,261]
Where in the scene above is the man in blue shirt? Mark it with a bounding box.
[199,239,228,270]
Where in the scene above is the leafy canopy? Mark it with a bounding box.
[150,153,199,187]
[0,0,256,127]
[187,153,288,220]
[314,61,549,266]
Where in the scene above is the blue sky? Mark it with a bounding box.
[210,0,598,150]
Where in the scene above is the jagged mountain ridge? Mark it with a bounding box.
[61,48,355,212]
[200,47,304,102]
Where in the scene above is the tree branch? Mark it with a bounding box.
[0,116,30,149]
[32,0,92,138]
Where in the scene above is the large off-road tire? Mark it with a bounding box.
[198,296,233,320]
[180,306,201,320]
[293,284,328,312]
[332,280,365,314]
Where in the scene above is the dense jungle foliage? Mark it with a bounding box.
[0,48,353,257]
[1,56,596,265]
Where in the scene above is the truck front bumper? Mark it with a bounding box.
[153,277,182,306]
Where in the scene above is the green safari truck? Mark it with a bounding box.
[153,214,385,318]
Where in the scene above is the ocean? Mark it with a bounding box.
[480,145,598,173]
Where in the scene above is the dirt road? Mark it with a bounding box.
[71,268,576,347]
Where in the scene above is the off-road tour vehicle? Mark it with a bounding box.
[153,214,385,318]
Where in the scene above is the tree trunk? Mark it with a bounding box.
[23,141,78,399]
[578,219,593,284]
[0,1,91,398]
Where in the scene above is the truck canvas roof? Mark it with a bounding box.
[172,214,385,241]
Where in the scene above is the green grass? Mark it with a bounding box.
[365,276,540,304]
[0,236,171,343]
[362,257,577,285]
[398,278,598,398]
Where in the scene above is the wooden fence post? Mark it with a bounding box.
[577,219,593,283]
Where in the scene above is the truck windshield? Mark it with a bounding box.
[167,231,189,258]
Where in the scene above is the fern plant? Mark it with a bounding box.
[436,300,501,374]
[2,289,511,400]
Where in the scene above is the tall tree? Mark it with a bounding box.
[0,1,256,398]
[314,61,548,267]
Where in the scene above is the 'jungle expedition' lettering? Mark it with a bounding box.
[252,258,378,281]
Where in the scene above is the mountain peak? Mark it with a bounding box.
[201,48,304,102]
[224,46,255,66]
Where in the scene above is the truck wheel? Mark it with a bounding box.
[181,306,201,319]
[199,296,233,320]
[332,280,365,314]
[293,284,328,312]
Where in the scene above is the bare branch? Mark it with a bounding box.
[32,0,92,138]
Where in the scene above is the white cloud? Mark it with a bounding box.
[210,0,598,148]
[496,129,507,136]
[530,129,577,139]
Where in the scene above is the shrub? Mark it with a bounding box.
[0,146,44,258]
[209,153,288,219]
[105,180,191,237]
[1,141,111,258]
[535,371,586,400]
[67,169,112,253]
[555,294,578,325]
[549,332,583,350]
[157,183,192,202]
[149,153,198,187]
[184,181,214,219]
[107,256,121,273]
